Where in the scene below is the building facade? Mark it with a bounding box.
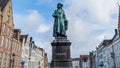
[80,55,89,68]
[0,0,48,68]
[0,0,22,68]
[38,48,47,68]
[72,58,80,68]
[12,29,22,68]
[102,29,120,68]
[20,35,30,68]
[89,50,98,68]
[44,53,48,68]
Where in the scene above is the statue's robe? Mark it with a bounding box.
[53,9,68,37]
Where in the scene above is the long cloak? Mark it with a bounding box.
[53,9,68,37]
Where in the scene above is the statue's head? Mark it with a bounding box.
[57,3,63,9]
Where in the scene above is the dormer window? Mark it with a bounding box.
[7,15,10,23]
[13,33,17,40]
[9,6,10,13]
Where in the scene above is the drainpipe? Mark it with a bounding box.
[111,45,116,68]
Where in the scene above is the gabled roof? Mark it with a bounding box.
[103,40,112,46]
[0,0,9,11]
[20,34,28,43]
[98,39,112,48]
[80,55,89,60]
[14,29,21,33]
[99,29,118,48]
[111,29,119,43]
[38,47,44,51]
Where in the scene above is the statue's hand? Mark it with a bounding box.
[64,20,68,23]
[64,20,68,30]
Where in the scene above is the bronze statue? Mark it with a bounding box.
[53,3,68,37]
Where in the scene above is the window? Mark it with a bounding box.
[17,45,19,52]
[8,28,10,36]
[1,36,4,47]
[14,43,15,51]
[7,15,10,23]
[0,52,2,67]
[8,40,10,50]
[9,7,11,13]
[12,42,15,50]
[10,30,13,38]
[25,49,28,55]
[17,44,19,52]
[14,43,16,51]
[3,53,6,68]
[75,66,78,68]
[6,55,10,68]
[6,38,8,49]
[2,24,6,33]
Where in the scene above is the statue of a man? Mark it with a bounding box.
[53,3,68,37]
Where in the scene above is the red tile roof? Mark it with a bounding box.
[80,55,89,59]
[20,34,28,43]
[38,47,44,51]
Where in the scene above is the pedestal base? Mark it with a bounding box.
[51,37,72,68]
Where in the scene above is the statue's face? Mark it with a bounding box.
[57,4,62,9]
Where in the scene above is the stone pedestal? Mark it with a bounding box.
[51,37,72,68]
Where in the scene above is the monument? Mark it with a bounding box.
[51,3,72,68]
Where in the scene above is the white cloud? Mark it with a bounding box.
[65,0,117,24]
[14,10,50,33]
[13,0,120,61]
[38,24,50,33]
[37,0,53,4]
[64,0,118,57]
[13,9,53,61]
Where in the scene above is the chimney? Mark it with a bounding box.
[30,37,32,42]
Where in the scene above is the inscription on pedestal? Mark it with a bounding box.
[51,37,72,68]
[56,53,66,55]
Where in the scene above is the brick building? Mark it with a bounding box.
[80,55,89,68]
[0,0,22,68]
[44,53,48,68]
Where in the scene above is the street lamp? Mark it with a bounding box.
[9,37,13,68]
[12,53,15,68]
[28,37,33,68]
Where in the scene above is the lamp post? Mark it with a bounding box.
[28,37,33,68]
[9,37,13,68]
[28,57,31,68]
[12,53,15,68]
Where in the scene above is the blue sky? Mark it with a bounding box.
[12,0,120,61]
